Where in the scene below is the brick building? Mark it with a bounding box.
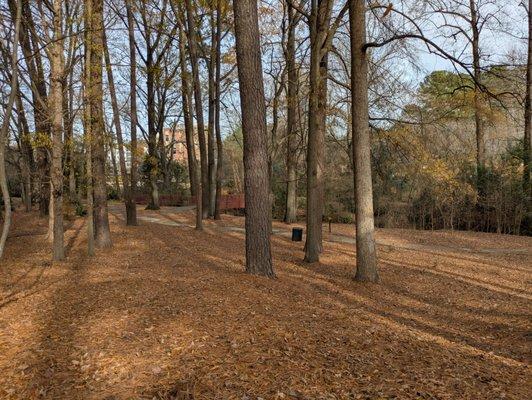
[162,127,188,164]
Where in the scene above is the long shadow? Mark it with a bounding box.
[65,219,85,256]
[22,247,90,397]
[379,257,531,300]
[0,267,49,310]
[279,266,530,366]
[152,220,532,364]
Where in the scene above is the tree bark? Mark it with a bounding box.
[233,0,274,277]
[305,0,332,263]
[87,0,111,248]
[350,0,378,282]
[50,0,65,260]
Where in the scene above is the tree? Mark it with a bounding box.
[0,0,21,259]
[283,0,300,224]
[7,0,50,217]
[350,0,378,282]
[304,0,333,263]
[125,0,138,226]
[213,0,224,220]
[233,0,274,277]
[50,0,65,260]
[86,0,111,248]
[177,6,203,230]
[524,0,531,230]
[184,0,209,218]
[103,24,135,226]
[301,0,347,262]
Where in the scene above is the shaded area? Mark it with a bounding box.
[0,207,530,399]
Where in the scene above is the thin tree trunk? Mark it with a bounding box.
[350,0,378,282]
[15,82,33,212]
[84,0,95,255]
[523,0,531,233]
[8,0,50,217]
[50,0,65,260]
[184,0,209,218]
[207,6,217,217]
[469,0,486,208]
[65,65,77,203]
[0,0,21,259]
[87,0,111,248]
[284,1,299,224]
[233,0,274,277]
[125,0,138,225]
[145,47,160,210]
[214,0,223,220]
[178,12,202,230]
[103,26,134,222]
[107,129,121,195]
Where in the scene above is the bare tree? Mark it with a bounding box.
[184,0,209,218]
[178,8,202,230]
[103,24,135,225]
[0,0,21,259]
[125,0,138,226]
[233,0,274,277]
[213,0,224,220]
[7,0,50,217]
[524,0,531,227]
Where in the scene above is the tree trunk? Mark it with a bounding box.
[178,23,197,199]
[207,6,217,217]
[284,1,299,224]
[233,0,274,277]
[107,129,121,195]
[125,0,138,226]
[523,0,531,234]
[8,0,50,218]
[469,0,486,207]
[214,0,223,220]
[0,0,21,259]
[65,69,77,203]
[350,0,378,282]
[87,0,111,248]
[103,26,134,222]
[184,0,209,218]
[305,0,331,263]
[178,8,202,230]
[15,82,33,212]
[50,0,65,260]
[145,46,160,210]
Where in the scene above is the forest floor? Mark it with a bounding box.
[0,204,531,400]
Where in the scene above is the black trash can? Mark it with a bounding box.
[291,228,303,242]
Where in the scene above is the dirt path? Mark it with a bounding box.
[111,204,531,257]
[0,207,531,399]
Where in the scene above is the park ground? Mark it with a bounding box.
[0,204,531,399]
